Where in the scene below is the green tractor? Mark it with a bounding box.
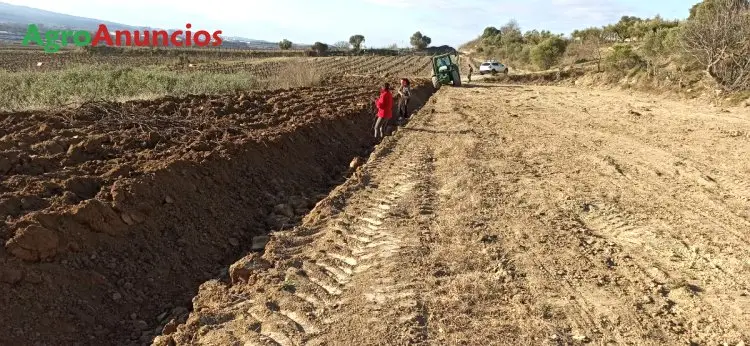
[430,53,461,89]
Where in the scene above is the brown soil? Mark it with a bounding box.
[0,76,434,346]
[160,82,750,345]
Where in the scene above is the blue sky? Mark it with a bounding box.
[4,0,693,47]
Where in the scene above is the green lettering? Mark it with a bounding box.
[72,30,92,47]
[21,24,43,47]
[44,30,61,53]
[60,30,74,46]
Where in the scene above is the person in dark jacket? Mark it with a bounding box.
[397,78,411,121]
[374,83,393,138]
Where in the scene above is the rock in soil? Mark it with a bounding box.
[251,236,271,251]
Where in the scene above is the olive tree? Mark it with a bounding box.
[680,0,750,90]
[278,39,292,50]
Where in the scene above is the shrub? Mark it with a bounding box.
[604,44,645,71]
[530,36,568,70]
[680,0,750,91]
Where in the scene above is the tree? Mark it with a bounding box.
[530,36,568,70]
[386,43,398,50]
[611,16,644,41]
[500,20,523,44]
[410,31,432,50]
[641,29,667,75]
[349,35,365,51]
[279,39,292,50]
[482,27,500,38]
[680,0,750,91]
[602,25,619,42]
[312,42,329,55]
[576,27,605,71]
[524,29,555,45]
[333,41,349,50]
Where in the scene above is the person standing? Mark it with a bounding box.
[397,78,411,122]
[374,83,393,138]
[467,64,474,82]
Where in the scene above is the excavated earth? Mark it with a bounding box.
[0,76,434,346]
[159,83,750,345]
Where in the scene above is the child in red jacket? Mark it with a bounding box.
[374,83,393,138]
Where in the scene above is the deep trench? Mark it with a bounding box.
[0,85,436,346]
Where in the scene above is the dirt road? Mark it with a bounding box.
[161,83,750,345]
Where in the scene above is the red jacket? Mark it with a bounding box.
[375,88,393,119]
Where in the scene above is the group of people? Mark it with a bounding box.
[372,63,475,138]
[373,78,411,139]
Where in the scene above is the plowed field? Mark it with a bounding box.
[171,56,434,78]
[0,76,435,346]
[0,51,434,79]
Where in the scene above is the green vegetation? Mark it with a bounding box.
[530,36,568,70]
[410,31,431,50]
[467,0,750,92]
[349,35,365,51]
[0,64,323,111]
[311,42,329,55]
[279,39,293,50]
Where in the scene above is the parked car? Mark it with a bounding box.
[478,60,509,75]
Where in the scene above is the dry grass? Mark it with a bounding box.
[267,63,325,89]
[0,61,327,112]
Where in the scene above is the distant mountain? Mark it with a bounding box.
[0,2,286,49]
[0,2,141,31]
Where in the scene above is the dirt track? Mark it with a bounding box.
[161,83,750,345]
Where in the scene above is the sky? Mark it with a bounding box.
[2,0,693,47]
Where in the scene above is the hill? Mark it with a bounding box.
[0,1,283,49]
[0,2,141,31]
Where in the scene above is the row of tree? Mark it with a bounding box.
[475,0,750,91]
[477,20,570,70]
[277,31,433,54]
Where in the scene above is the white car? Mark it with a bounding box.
[479,60,508,75]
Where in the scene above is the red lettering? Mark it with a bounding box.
[193,30,210,47]
[151,30,168,46]
[115,30,131,46]
[170,30,184,47]
[212,30,223,46]
[91,24,113,46]
[133,31,150,47]
[185,23,192,46]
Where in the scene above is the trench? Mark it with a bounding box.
[0,84,436,346]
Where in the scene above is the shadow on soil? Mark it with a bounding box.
[399,127,498,137]
[459,83,526,89]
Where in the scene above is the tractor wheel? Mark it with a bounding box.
[452,70,462,87]
[432,76,441,89]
